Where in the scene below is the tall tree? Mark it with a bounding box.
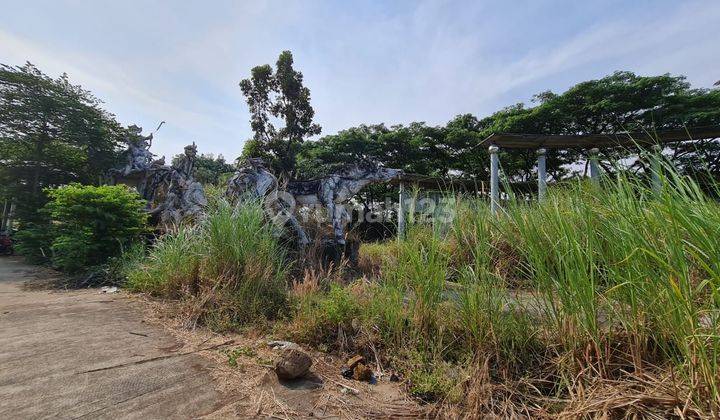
[0,63,125,226]
[239,51,321,177]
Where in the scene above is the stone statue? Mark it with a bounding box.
[109,126,207,229]
[226,158,402,246]
[226,158,310,246]
[120,125,155,176]
[287,163,403,244]
[226,158,278,199]
[173,142,198,180]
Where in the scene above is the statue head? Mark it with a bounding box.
[246,157,266,169]
[152,156,166,166]
[373,166,403,181]
[184,142,197,159]
[339,162,403,182]
[125,124,151,148]
[238,157,268,173]
[127,124,143,135]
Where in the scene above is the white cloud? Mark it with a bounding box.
[1,0,718,161]
[0,28,244,159]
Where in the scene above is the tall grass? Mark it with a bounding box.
[126,199,289,329]
[494,168,720,407]
[289,156,720,415]
[125,152,720,415]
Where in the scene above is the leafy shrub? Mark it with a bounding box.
[13,222,55,263]
[16,184,147,273]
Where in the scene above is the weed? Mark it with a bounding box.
[225,346,257,367]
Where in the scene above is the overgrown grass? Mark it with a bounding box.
[125,156,720,416]
[126,199,289,330]
[287,158,720,416]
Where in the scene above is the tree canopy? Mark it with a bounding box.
[0,63,125,225]
[296,71,720,183]
[239,51,321,177]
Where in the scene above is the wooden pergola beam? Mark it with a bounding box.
[480,126,720,149]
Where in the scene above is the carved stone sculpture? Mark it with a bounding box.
[226,158,402,246]
[226,158,310,246]
[226,158,277,199]
[287,164,402,244]
[174,142,198,179]
[110,126,206,228]
[120,125,155,176]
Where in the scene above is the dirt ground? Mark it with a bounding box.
[0,257,426,419]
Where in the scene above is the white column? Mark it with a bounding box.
[489,145,500,214]
[537,148,547,200]
[589,147,600,185]
[397,181,405,239]
[651,144,663,194]
[6,201,15,231]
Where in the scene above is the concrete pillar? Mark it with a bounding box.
[589,147,600,186]
[397,182,405,239]
[651,144,663,194]
[489,145,500,214]
[537,148,547,200]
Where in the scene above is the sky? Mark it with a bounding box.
[1,0,719,160]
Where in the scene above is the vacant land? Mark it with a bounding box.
[0,257,423,419]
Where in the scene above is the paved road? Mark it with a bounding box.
[0,257,227,419]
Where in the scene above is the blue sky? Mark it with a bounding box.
[1,0,718,160]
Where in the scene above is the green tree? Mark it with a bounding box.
[298,71,719,187]
[0,63,125,226]
[239,51,321,177]
[297,123,451,178]
[474,71,720,181]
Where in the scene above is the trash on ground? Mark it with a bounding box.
[340,386,359,395]
[100,286,118,294]
[267,340,299,350]
[342,355,374,383]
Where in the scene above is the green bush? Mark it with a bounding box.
[288,283,363,346]
[13,222,55,263]
[16,184,147,273]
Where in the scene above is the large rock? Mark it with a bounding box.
[274,348,312,380]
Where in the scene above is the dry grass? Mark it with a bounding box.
[132,292,428,419]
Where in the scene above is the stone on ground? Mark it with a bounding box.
[275,347,313,379]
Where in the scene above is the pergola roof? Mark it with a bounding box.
[389,173,482,189]
[389,173,534,191]
[481,126,720,149]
